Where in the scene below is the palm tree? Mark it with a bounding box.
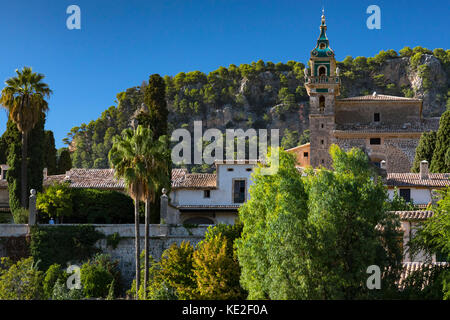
[109,125,169,299]
[142,135,170,299]
[0,67,52,207]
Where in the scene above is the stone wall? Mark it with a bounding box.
[335,137,419,172]
[0,224,209,286]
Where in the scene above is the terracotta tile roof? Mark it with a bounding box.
[338,94,421,102]
[386,173,450,188]
[172,172,217,189]
[177,204,240,210]
[40,168,217,190]
[399,262,449,290]
[172,168,188,182]
[389,210,434,220]
[44,169,125,190]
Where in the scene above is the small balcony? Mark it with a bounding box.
[306,76,340,84]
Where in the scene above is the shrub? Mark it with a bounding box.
[80,253,122,298]
[192,233,246,299]
[0,257,44,300]
[132,242,196,300]
[51,278,84,300]
[43,263,65,299]
[12,207,28,224]
[70,188,134,224]
[30,225,104,271]
[158,242,196,299]
[36,182,73,222]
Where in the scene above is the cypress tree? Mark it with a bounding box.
[142,74,168,139]
[139,74,170,224]
[57,148,72,174]
[5,114,46,211]
[430,110,450,173]
[411,131,437,172]
[43,131,58,175]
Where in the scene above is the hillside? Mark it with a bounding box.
[66,46,450,170]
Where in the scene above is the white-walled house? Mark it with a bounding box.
[386,161,450,207]
[169,160,258,225]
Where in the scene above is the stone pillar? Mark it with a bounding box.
[160,188,168,224]
[28,189,37,225]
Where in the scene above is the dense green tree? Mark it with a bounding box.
[4,115,46,213]
[412,131,437,172]
[57,148,72,174]
[43,131,57,175]
[281,129,300,149]
[36,182,73,222]
[410,187,450,299]
[430,110,450,172]
[236,146,402,299]
[0,67,52,207]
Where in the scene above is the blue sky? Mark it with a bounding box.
[0,0,448,148]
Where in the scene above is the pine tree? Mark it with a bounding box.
[411,131,437,172]
[430,110,450,173]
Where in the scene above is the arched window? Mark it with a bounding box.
[319,96,325,113]
[318,66,326,76]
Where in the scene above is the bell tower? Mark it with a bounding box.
[305,11,340,168]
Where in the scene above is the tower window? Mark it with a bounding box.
[318,66,326,76]
[321,123,324,129]
[319,43,326,50]
[370,138,381,145]
[304,152,309,157]
[321,139,324,145]
[203,190,211,198]
[321,159,325,164]
[319,96,325,113]
[374,113,380,122]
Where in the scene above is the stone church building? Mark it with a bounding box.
[288,14,439,172]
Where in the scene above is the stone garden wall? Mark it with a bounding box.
[0,224,209,286]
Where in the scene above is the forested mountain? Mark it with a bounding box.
[66,47,450,169]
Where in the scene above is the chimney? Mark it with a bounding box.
[420,160,429,180]
[43,167,48,180]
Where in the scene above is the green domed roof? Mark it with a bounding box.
[311,14,334,58]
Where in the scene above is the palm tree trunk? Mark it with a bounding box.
[20,131,28,208]
[135,196,140,300]
[144,199,150,299]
